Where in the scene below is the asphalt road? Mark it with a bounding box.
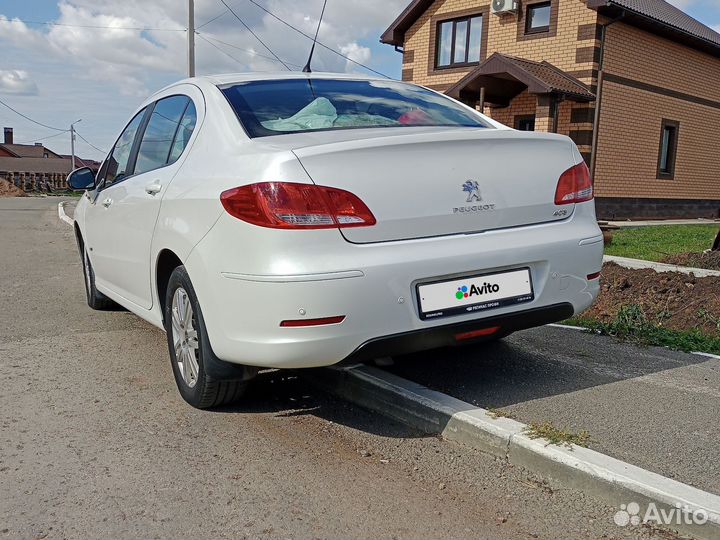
[388,325,720,495]
[1,197,656,539]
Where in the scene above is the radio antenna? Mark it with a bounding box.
[302,0,328,73]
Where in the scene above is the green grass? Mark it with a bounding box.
[568,304,720,355]
[524,421,591,449]
[46,190,83,197]
[604,225,718,262]
[486,407,517,420]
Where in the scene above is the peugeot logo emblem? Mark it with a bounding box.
[462,180,481,203]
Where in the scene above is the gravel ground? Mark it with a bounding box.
[0,197,659,539]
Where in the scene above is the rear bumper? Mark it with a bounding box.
[338,303,574,365]
[185,202,603,369]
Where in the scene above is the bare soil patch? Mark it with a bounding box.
[583,262,720,336]
[0,179,26,198]
[662,251,720,272]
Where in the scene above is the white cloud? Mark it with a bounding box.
[0,70,39,95]
[339,42,372,73]
[1,0,407,89]
[0,0,407,158]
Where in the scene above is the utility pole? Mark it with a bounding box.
[188,0,196,77]
[70,119,81,170]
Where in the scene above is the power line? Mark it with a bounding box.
[196,10,228,30]
[198,34,285,74]
[216,0,291,70]
[243,0,392,78]
[0,17,186,32]
[15,130,70,145]
[74,130,107,154]
[0,97,67,132]
[197,32,302,68]
[196,33,250,68]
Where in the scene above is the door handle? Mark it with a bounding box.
[145,182,162,195]
[102,197,113,208]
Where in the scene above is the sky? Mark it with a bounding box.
[0,0,718,161]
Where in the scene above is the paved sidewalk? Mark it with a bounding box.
[387,325,720,496]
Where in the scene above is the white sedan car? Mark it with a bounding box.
[68,72,603,409]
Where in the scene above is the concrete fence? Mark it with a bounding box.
[0,171,68,192]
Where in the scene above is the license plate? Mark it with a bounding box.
[417,268,534,320]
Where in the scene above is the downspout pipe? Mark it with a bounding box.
[589,12,625,180]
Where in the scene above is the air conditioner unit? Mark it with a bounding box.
[491,0,518,15]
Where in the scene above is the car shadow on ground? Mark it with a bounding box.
[213,368,426,439]
[207,325,711,440]
[384,325,710,409]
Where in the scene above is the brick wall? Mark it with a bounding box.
[396,0,720,216]
[487,90,536,126]
[594,23,720,203]
[403,0,599,94]
[401,0,599,149]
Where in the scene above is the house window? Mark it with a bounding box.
[657,119,679,179]
[525,2,551,34]
[436,15,483,68]
[515,115,536,131]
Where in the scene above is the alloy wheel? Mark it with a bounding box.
[171,287,200,388]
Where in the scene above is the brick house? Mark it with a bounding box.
[381,0,720,219]
[0,127,100,191]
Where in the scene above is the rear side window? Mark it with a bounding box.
[134,96,192,175]
[168,101,197,163]
[221,78,489,138]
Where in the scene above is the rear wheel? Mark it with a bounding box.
[80,245,120,311]
[165,265,255,409]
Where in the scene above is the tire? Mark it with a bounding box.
[80,244,120,311]
[164,265,255,409]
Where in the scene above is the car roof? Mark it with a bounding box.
[148,72,395,102]
[154,72,391,93]
[200,71,387,85]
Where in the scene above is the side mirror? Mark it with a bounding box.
[67,167,96,191]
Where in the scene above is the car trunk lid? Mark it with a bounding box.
[290,128,578,243]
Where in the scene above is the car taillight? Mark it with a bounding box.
[220,182,376,229]
[554,162,593,205]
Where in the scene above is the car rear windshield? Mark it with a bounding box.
[221,78,490,138]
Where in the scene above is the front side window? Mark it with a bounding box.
[657,119,679,179]
[436,15,483,68]
[221,78,490,138]
[100,108,147,187]
[134,96,191,175]
[526,2,551,34]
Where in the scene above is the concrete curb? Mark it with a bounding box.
[58,202,74,226]
[608,219,720,228]
[307,364,720,538]
[604,254,720,278]
[550,322,720,361]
